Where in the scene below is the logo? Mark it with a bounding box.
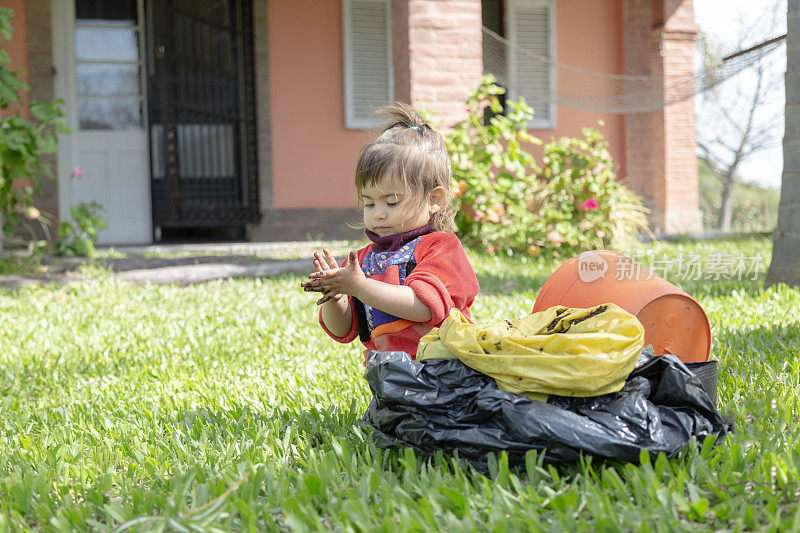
[578,251,608,282]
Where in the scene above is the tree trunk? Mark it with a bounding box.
[718,174,735,232]
[766,0,800,287]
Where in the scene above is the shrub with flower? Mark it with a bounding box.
[443,75,650,259]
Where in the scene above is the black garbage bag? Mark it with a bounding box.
[363,348,733,470]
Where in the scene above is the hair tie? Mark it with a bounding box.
[409,125,421,131]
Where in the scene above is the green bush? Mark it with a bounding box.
[55,202,107,257]
[444,75,650,258]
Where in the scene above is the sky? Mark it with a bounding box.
[694,0,787,189]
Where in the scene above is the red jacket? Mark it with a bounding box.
[319,231,480,359]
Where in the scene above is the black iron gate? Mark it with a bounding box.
[147,0,260,229]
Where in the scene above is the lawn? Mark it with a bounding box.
[0,235,798,531]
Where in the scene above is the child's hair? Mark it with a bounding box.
[353,102,455,233]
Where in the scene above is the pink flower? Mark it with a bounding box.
[581,198,598,211]
[486,209,502,223]
[546,230,565,244]
[72,166,83,179]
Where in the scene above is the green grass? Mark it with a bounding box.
[0,235,798,531]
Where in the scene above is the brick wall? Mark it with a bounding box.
[661,0,702,233]
[3,0,28,113]
[623,0,660,216]
[2,0,56,241]
[623,0,701,234]
[393,0,483,129]
[25,0,59,225]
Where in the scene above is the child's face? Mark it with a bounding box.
[360,176,436,237]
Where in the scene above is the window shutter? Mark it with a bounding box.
[507,0,556,128]
[343,0,393,129]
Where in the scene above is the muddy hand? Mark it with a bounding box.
[301,279,338,305]
[302,247,346,304]
[305,251,364,301]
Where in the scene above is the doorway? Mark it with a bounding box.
[55,0,152,245]
[54,0,260,245]
[147,0,261,239]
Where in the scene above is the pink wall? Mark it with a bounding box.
[269,0,627,209]
[530,0,626,178]
[268,0,371,209]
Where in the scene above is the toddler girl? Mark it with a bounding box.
[300,102,480,360]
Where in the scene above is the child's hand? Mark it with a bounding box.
[304,250,366,302]
[301,248,348,305]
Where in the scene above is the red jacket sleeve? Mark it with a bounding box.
[404,232,480,327]
[318,245,371,343]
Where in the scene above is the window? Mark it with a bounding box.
[507,0,556,128]
[342,0,393,129]
[75,0,144,130]
[482,0,556,129]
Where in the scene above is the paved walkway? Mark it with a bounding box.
[0,240,358,289]
[1,231,772,289]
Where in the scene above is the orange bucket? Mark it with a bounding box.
[531,250,711,363]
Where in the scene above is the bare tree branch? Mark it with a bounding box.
[696,4,784,231]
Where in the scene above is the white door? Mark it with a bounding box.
[54,0,152,245]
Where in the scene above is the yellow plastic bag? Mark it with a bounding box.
[417,303,644,401]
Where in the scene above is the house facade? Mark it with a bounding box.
[3,0,701,245]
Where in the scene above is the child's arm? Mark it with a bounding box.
[306,251,433,323]
[403,232,480,326]
[354,278,432,323]
[319,294,353,338]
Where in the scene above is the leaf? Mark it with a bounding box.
[688,497,709,521]
[38,131,58,154]
[56,221,73,240]
[70,235,94,257]
[30,101,58,122]
[518,130,543,145]
[113,516,160,533]
[439,485,467,515]
[303,473,323,496]
[0,7,14,41]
